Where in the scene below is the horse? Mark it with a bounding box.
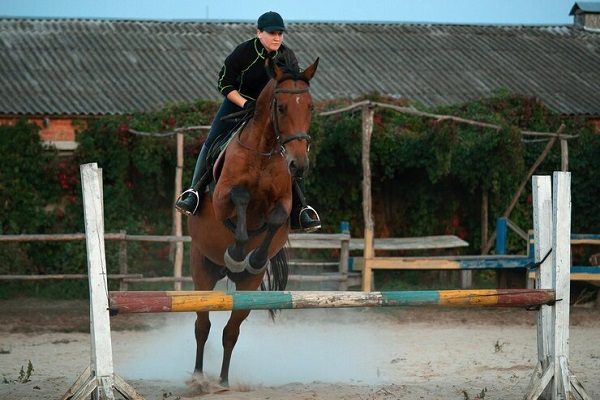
[187,56,319,387]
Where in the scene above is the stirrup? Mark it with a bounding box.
[174,189,200,216]
[298,205,321,233]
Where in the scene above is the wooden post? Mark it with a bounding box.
[338,222,350,291]
[173,132,184,290]
[62,163,143,400]
[551,172,572,399]
[118,230,128,292]
[560,138,568,172]
[495,218,508,254]
[526,175,553,400]
[361,103,375,291]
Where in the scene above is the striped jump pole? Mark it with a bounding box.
[108,289,556,314]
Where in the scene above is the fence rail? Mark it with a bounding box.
[0,231,356,288]
[2,231,599,285]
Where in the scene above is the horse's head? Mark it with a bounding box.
[266,56,319,178]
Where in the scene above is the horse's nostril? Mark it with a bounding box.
[289,160,297,174]
[289,164,306,178]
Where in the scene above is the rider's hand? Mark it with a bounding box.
[243,100,256,110]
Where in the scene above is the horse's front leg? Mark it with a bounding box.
[223,185,250,273]
[219,262,270,386]
[245,201,288,274]
[190,249,224,379]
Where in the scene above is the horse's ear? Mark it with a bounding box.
[302,57,319,81]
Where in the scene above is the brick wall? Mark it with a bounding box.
[0,116,88,150]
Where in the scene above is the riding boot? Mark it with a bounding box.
[175,145,210,216]
[290,178,321,232]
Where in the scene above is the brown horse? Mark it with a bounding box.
[187,56,319,386]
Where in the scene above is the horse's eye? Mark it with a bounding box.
[277,104,286,113]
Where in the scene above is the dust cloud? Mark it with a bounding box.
[115,307,401,387]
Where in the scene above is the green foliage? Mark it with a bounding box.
[0,119,59,233]
[308,93,595,256]
[2,360,34,384]
[1,93,599,297]
[0,119,71,278]
[72,100,215,235]
[462,387,487,400]
[0,102,214,296]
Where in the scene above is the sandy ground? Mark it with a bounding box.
[0,298,599,400]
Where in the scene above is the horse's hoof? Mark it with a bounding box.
[223,249,246,273]
[186,371,229,395]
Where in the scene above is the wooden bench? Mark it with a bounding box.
[349,236,471,287]
[348,235,469,252]
[286,232,360,290]
[286,234,471,290]
[526,234,600,283]
[347,233,600,288]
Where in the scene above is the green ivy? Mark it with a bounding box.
[307,93,595,256]
[0,93,597,291]
[0,119,64,277]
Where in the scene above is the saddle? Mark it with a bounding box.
[206,126,241,191]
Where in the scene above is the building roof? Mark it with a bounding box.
[570,2,600,14]
[1,18,600,117]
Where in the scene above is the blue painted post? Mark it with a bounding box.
[496,217,507,255]
[340,221,349,234]
[340,221,353,271]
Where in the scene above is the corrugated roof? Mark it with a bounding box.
[1,18,599,116]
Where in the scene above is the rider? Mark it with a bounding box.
[175,11,321,232]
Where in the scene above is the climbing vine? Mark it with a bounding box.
[0,93,597,290]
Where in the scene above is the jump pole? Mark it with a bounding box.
[108,289,555,313]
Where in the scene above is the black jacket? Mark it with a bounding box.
[217,37,298,101]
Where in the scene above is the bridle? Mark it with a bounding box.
[272,85,313,153]
[237,82,312,157]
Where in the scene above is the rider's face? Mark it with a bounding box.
[257,30,284,53]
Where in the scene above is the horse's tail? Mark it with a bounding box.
[261,248,289,320]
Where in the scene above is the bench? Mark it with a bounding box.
[347,232,600,289]
[287,234,471,290]
[347,235,472,289]
[287,232,360,290]
[526,234,600,283]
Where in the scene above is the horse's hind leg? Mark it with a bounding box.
[219,308,250,386]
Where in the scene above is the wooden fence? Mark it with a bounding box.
[2,228,599,288]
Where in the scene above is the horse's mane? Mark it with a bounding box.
[273,53,310,85]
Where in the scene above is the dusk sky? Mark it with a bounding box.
[1,0,577,25]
